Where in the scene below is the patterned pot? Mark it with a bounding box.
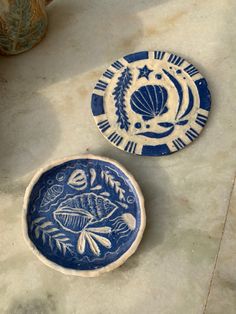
[0,0,53,55]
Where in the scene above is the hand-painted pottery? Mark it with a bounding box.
[91,51,211,156]
[23,155,146,277]
[0,0,53,55]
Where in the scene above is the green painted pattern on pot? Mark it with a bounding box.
[0,0,51,55]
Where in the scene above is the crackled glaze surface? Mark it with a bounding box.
[92,51,211,156]
[24,156,145,275]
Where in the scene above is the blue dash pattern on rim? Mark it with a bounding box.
[91,51,211,156]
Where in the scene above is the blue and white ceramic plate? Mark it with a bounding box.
[91,51,211,156]
[23,155,145,276]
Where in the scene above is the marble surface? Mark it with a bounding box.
[0,0,235,313]
[204,179,236,314]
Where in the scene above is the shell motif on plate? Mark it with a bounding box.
[40,185,64,208]
[53,193,118,233]
[130,85,168,121]
[24,155,145,275]
[68,170,87,191]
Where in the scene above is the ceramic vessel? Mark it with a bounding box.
[0,0,53,55]
[91,51,211,156]
[23,155,146,277]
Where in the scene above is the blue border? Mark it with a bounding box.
[91,94,104,116]
[91,51,212,157]
[195,79,211,111]
[142,144,171,156]
[124,51,149,63]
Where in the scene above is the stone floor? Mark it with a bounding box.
[0,0,235,313]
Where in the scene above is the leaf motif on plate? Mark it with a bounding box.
[113,67,132,131]
[77,227,112,256]
[176,119,188,126]
[101,170,125,201]
[158,122,174,128]
[31,218,73,255]
[90,168,96,186]
[89,232,111,249]
[77,232,86,254]
[85,232,100,256]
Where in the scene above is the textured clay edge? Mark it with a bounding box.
[22,154,146,277]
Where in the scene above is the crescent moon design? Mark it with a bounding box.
[162,69,183,119]
[179,86,194,120]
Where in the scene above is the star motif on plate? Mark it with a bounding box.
[138,65,153,80]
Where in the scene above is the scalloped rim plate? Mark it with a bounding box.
[23,154,146,277]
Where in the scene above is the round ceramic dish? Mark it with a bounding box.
[91,51,211,156]
[23,155,145,277]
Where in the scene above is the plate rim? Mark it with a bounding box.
[22,154,146,277]
[91,50,211,156]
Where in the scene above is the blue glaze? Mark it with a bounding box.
[156,74,162,79]
[124,51,149,63]
[26,158,142,271]
[168,54,185,66]
[112,60,124,70]
[113,68,132,131]
[124,141,137,154]
[185,127,199,141]
[130,85,168,121]
[162,69,183,119]
[91,94,104,116]
[184,64,199,77]
[95,80,108,91]
[135,122,142,129]
[154,51,165,60]
[173,138,186,150]
[195,79,211,111]
[92,51,211,156]
[158,122,174,128]
[98,120,111,133]
[137,127,174,138]
[179,86,194,120]
[195,113,208,127]
[176,120,188,126]
[138,65,153,80]
[142,144,171,156]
